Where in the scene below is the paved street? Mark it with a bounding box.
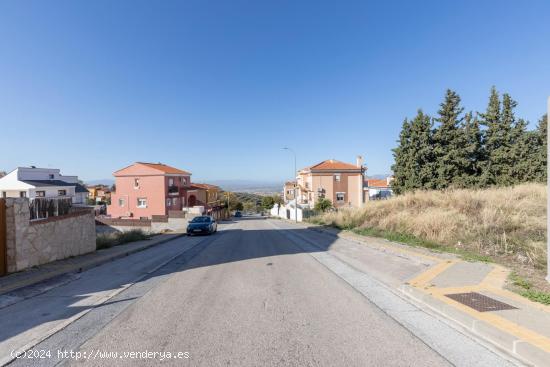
[2,218,521,367]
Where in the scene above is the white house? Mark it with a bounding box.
[0,167,89,204]
[364,177,393,200]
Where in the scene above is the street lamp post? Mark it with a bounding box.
[283,147,298,223]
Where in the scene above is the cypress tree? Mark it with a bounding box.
[392,88,546,194]
[391,118,412,195]
[528,114,548,182]
[478,86,501,186]
[432,89,467,189]
[492,93,519,185]
[508,117,531,183]
[458,112,483,187]
[391,111,434,193]
[409,110,435,190]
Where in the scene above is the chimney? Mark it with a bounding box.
[356,155,363,168]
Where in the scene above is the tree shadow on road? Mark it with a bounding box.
[0,218,341,354]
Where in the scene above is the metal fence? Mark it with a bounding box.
[29,197,73,220]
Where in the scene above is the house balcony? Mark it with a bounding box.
[168,185,179,196]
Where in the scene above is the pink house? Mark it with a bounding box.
[108,162,194,219]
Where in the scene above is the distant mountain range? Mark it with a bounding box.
[83,178,283,194]
[206,180,283,194]
[84,175,391,192]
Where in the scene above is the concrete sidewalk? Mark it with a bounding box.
[306,224,550,367]
[0,232,186,297]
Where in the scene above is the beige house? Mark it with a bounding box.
[283,181,296,202]
[295,156,366,209]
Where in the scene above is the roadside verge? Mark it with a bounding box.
[308,224,550,367]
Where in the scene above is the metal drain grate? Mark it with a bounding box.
[445,292,517,312]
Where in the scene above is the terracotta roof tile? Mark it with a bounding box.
[191,183,220,190]
[366,178,390,188]
[306,159,361,171]
[137,162,191,175]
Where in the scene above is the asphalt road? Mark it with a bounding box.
[4,218,521,367]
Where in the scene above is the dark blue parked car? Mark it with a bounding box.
[187,216,217,236]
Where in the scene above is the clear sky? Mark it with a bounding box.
[0,0,548,182]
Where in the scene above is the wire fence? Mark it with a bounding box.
[29,197,73,220]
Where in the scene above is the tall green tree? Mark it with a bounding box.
[456,112,483,187]
[392,87,546,194]
[432,89,468,189]
[391,110,434,193]
[523,114,548,182]
[261,196,275,210]
[272,194,284,206]
[391,118,412,194]
[491,93,519,185]
[478,86,501,186]
[508,116,531,184]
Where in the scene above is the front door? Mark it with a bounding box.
[188,195,197,207]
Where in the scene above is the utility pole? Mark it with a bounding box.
[283,147,298,223]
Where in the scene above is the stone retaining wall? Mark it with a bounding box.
[5,198,96,273]
[96,212,195,234]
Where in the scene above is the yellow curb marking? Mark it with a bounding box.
[419,287,550,353]
[330,226,550,353]
[480,265,508,288]
[484,287,550,312]
[408,260,457,287]
[408,259,550,353]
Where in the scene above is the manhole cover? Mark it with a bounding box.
[445,292,517,312]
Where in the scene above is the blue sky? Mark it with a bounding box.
[0,0,548,182]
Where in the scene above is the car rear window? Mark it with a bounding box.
[191,216,210,223]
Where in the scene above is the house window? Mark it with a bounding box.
[166,198,171,207]
[49,174,54,179]
[35,191,46,197]
[58,190,66,196]
[336,192,345,202]
[173,197,178,206]
[134,178,140,189]
[169,178,174,186]
[118,198,125,207]
[180,177,187,185]
[305,182,309,189]
[137,198,147,208]
[335,174,341,182]
[20,191,26,198]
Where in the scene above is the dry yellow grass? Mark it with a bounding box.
[312,183,547,269]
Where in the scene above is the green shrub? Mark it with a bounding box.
[314,198,333,212]
[509,272,533,290]
[520,290,550,305]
